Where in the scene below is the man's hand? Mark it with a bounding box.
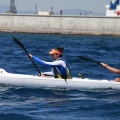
[28,54,32,59]
[101,63,108,68]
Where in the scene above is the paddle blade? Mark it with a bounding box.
[13,37,24,49]
[12,36,41,75]
[12,37,28,55]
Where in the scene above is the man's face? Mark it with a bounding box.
[51,53,59,60]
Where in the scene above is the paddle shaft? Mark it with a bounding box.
[78,56,102,66]
[13,37,41,75]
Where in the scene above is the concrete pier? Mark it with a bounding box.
[0,13,120,36]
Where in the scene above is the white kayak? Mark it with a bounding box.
[0,68,119,89]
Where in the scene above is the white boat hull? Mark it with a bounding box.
[0,68,119,89]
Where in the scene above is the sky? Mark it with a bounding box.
[1,0,110,13]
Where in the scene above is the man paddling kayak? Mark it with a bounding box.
[29,47,72,79]
[101,63,120,82]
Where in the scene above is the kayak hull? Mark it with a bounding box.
[0,68,119,89]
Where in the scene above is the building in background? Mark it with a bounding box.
[106,0,120,16]
[38,7,54,15]
[35,5,38,14]
[6,0,17,13]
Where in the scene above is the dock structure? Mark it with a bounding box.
[0,14,120,36]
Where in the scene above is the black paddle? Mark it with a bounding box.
[78,56,102,66]
[12,37,41,76]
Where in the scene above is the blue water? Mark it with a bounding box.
[0,33,120,120]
